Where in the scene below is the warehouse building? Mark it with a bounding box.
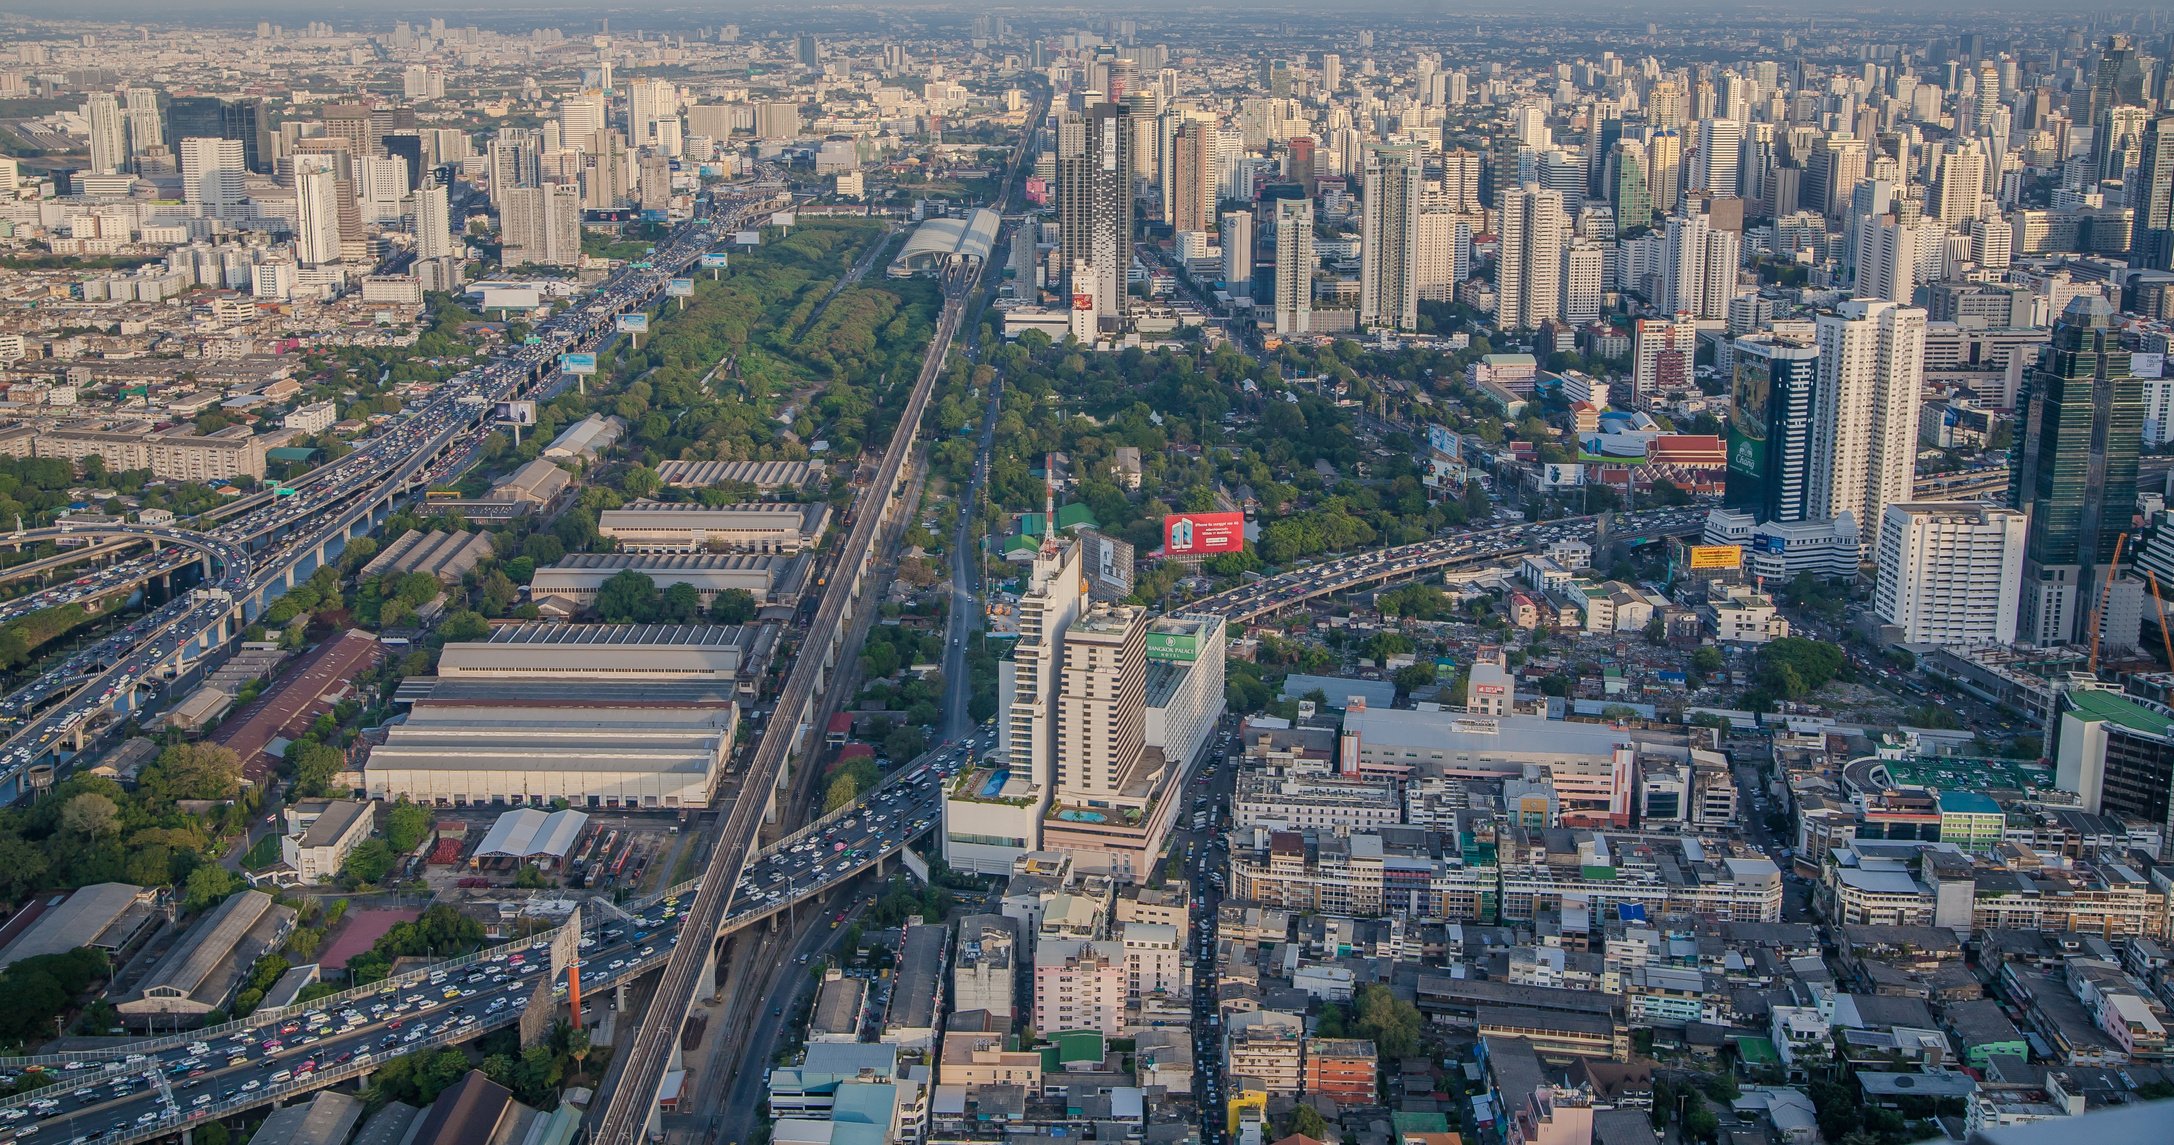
[361,530,497,585]
[597,501,832,553]
[542,414,625,466]
[529,553,811,612]
[366,678,739,810]
[0,882,158,970]
[436,623,773,689]
[656,459,827,492]
[117,890,297,1024]
[473,808,590,863]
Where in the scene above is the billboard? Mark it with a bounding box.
[493,400,537,426]
[1541,462,1585,488]
[560,353,597,375]
[734,229,761,246]
[1427,425,1462,460]
[667,278,696,297]
[1164,511,1245,556]
[2135,352,2166,380]
[1080,529,1135,600]
[699,252,730,269]
[1688,545,1743,571]
[1146,630,1199,662]
[616,313,650,334]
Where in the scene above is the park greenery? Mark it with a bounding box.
[0,743,250,904]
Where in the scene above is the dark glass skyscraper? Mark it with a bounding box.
[2012,296,2143,646]
[165,97,268,174]
[1726,333,1818,523]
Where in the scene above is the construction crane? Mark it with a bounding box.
[2088,532,2130,673]
[2150,571,2174,670]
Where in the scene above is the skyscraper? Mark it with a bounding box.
[1559,241,1605,326]
[1220,211,1253,294]
[2135,115,2174,271]
[1874,503,2026,648]
[1055,603,1148,806]
[501,183,583,268]
[293,155,343,266]
[1726,332,1819,522]
[1632,314,1698,409]
[1057,101,1134,333]
[1272,195,1313,336]
[85,92,128,174]
[2013,297,2144,647]
[1694,117,1742,199]
[1810,298,1927,555]
[1659,201,1741,321]
[179,137,246,219]
[1495,186,1565,331]
[1440,149,1483,214]
[1933,140,1986,227]
[167,97,268,174]
[1414,188,1471,301]
[1359,142,1421,332]
[414,183,456,260]
[1167,117,1216,236]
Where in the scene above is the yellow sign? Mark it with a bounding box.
[1687,544,1743,571]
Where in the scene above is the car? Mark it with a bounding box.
[240,1081,261,1093]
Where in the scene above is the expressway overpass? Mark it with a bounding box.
[1187,508,1713,625]
[0,178,791,793]
[586,96,1045,1145]
[0,755,948,1145]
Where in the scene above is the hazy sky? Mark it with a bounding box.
[4,0,2168,19]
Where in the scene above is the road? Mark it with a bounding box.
[940,305,1005,743]
[1186,507,1710,624]
[586,94,1044,1145]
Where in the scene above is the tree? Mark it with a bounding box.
[61,792,121,838]
[1754,636,1847,700]
[343,839,396,884]
[1353,982,1421,1060]
[709,588,757,624]
[823,771,861,812]
[594,569,661,623]
[1691,646,1725,675]
[0,835,50,903]
[287,740,346,797]
[1289,1105,1331,1141]
[183,863,241,911]
[144,743,243,803]
[438,610,490,641]
[385,801,432,853]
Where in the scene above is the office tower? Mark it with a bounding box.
[1933,142,1986,228]
[1537,149,1586,216]
[1807,133,1867,219]
[2136,116,2174,271]
[1221,211,1253,293]
[414,183,455,260]
[1659,202,1741,321]
[179,137,246,219]
[1648,79,1687,129]
[487,129,540,207]
[1440,149,1482,214]
[1057,102,1135,332]
[1810,298,1927,555]
[1215,124,1248,202]
[795,33,821,70]
[558,94,607,153]
[167,97,268,174]
[1320,53,1341,93]
[1415,189,1470,301]
[2013,297,2144,647]
[1005,528,1083,813]
[324,103,374,155]
[1055,603,1148,805]
[500,182,582,268]
[85,92,127,174]
[1495,186,1565,332]
[1560,241,1604,326]
[1632,314,1698,409]
[2090,35,2148,163]
[754,102,800,141]
[1167,118,1215,235]
[2101,105,2150,184]
[1359,142,1421,332]
[627,78,674,146]
[1726,332,1819,522]
[383,134,424,192]
[1272,196,1313,336]
[358,155,409,224]
[1970,216,2014,270]
[1694,118,1742,199]
[1874,503,2026,648]
[1610,141,1652,229]
[1646,129,1682,218]
[293,156,343,266]
[123,87,161,157]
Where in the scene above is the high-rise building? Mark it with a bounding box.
[1495,186,1565,331]
[1610,140,1652,229]
[1415,189,1470,301]
[2013,297,2144,647]
[627,78,675,147]
[1632,314,1698,409]
[1167,117,1216,236]
[1359,142,1421,332]
[166,97,268,174]
[1726,331,1818,523]
[1220,211,1253,294]
[1807,133,1867,219]
[500,183,582,268]
[1810,298,1927,555]
[293,155,343,267]
[1694,118,1742,199]
[1933,141,1987,228]
[1559,241,1605,326]
[414,183,456,261]
[1055,603,1148,806]
[1439,149,1483,214]
[179,137,246,219]
[1646,129,1683,218]
[85,92,128,174]
[1005,529,1083,814]
[487,129,541,207]
[2136,115,2174,272]
[1272,196,1313,336]
[1057,101,1135,333]
[1874,503,2025,648]
[1659,201,1741,321]
[122,88,161,158]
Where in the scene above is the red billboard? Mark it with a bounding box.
[1163,512,1245,556]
